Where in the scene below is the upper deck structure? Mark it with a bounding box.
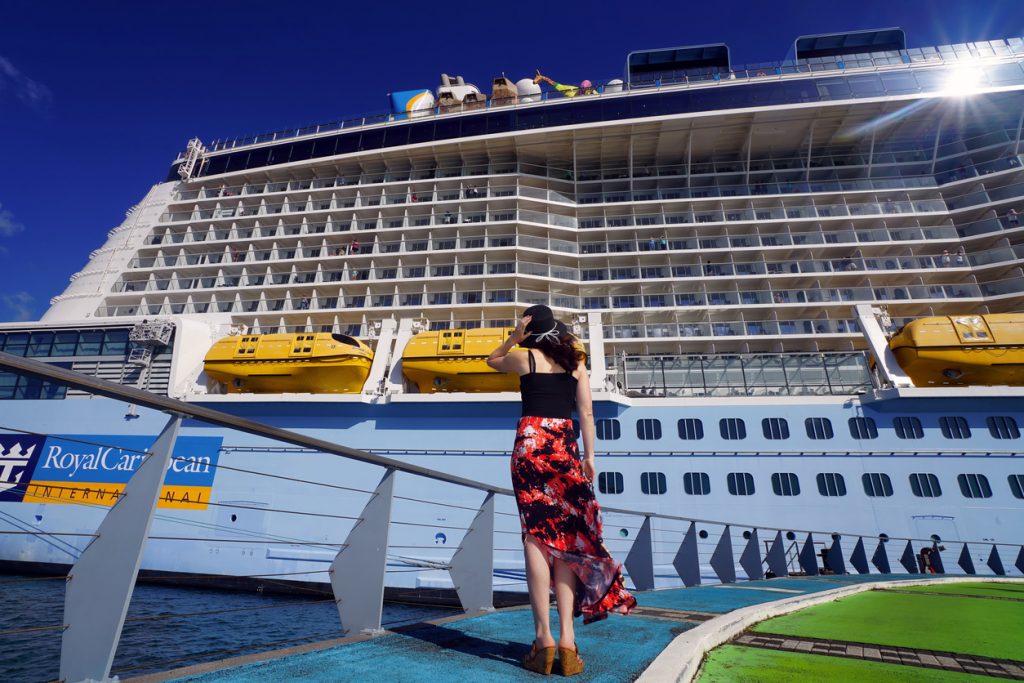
[44,31,1024,363]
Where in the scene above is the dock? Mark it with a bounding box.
[130,575,1024,682]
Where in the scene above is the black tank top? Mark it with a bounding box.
[520,349,577,419]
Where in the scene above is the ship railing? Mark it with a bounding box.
[199,37,1024,155]
[611,351,874,398]
[1,352,1023,681]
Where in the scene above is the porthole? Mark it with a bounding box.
[742,530,751,540]
[619,528,629,538]
[230,514,237,522]
[786,531,796,541]
[698,529,709,539]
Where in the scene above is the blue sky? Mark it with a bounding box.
[1,0,1023,322]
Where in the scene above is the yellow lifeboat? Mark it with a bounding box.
[401,327,588,393]
[889,314,1024,386]
[204,332,373,394]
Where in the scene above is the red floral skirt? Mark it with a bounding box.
[511,416,636,624]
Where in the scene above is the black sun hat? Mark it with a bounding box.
[519,304,570,348]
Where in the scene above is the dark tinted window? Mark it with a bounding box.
[987,416,1019,440]
[727,472,755,496]
[849,417,878,439]
[1009,474,1024,499]
[816,472,847,497]
[909,473,941,497]
[957,473,992,499]
[596,419,621,440]
[939,416,971,439]
[637,419,662,440]
[26,332,54,357]
[805,417,834,440]
[598,471,624,495]
[683,472,710,495]
[771,472,801,496]
[640,472,667,495]
[894,416,923,439]
[762,418,789,440]
[862,473,894,497]
[720,418,746,440]
[677,418,703,440]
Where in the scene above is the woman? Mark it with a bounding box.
[487,305,635,676]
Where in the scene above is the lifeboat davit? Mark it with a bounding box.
[889,314,1024,386]
[204,332,373,394]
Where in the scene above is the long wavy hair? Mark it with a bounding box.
[532,333,586,373]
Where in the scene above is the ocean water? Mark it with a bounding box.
[0,575,453,683]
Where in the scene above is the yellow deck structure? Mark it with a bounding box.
[401,327,588,393]
[204,333,373,394]
[402,328,520,393]
[889,314,1024,386]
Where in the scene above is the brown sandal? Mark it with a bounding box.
[523,641,556,675]
[559,645,585,676]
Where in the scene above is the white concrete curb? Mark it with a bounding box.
[636,576,1024,683]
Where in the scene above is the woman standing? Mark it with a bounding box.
[487,305,635,676]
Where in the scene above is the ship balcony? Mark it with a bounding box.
[96,275,1024,322]
[142,214,1024,258]
[118,241,1024,290]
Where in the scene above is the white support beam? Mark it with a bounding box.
[852,304,914,388]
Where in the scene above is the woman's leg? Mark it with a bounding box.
[552,557,577,649]
[524,535,555,646]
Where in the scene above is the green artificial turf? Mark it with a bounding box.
[892,581,1024,600]
[751,590,1024,661]
[698,645,998,683]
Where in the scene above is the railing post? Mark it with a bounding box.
[849,537,870,574]
[60,414,182,683]
[449,492,495,613]
[825,535,846,574]
[987,545,1006,576]
[739,528,763,580]
[624,516,655,591]
[872,539,891,574]
[958,543,976,575]
[710,525,736,583]
[899,540,919,573]
[673,521,701,587]
[798,533,818,576]
[765,531,788,578]
[330,469,395,636]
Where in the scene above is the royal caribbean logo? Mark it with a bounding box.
[0,433,223,510]
[0,435,46,503]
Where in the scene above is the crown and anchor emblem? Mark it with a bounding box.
[0,443,36,494]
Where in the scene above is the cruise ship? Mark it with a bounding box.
[2,28,1024,593]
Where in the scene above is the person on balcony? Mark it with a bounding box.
[487,306,635,676]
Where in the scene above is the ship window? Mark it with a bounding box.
[51,331,79,357]
[727,472,755,496]
[805,417,834,440]
[720,418,746,440]
[939,416,971,440]
[849,417,878,439]
[862,473,894,497]
[957,473,992,499]
[596,419,621,440]
[816,473,847,497]
[102,329,130,356]
[1009,474,1024,499]
[598,471,624,495]
[987,416,1020,440]
[771,472,801,496]
[76,330,104,355]
[762,417,789,440]
[683,472,710,495]
[640,472,667,495]
[637,418,662,440]
[909,473,942,497]
[1,333,28,356]
[677,418,704,440]
[26,332,54,357]
[894,416,924,439]
[0,371,17,398]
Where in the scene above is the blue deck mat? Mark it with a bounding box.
[170,608,695,683]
